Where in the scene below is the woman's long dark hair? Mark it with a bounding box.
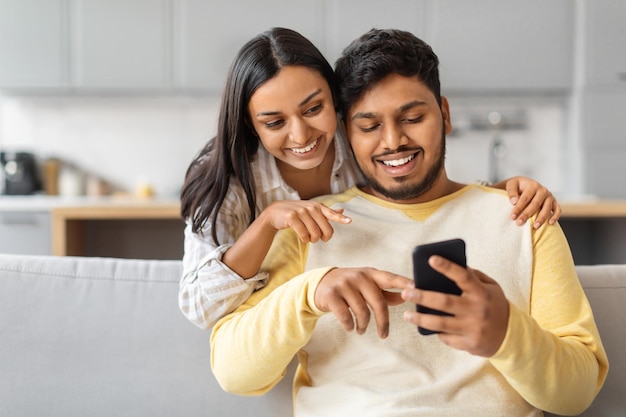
[180,27,338,245]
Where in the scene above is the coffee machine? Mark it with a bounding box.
[0,151,41,195]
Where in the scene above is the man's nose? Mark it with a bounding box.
[288,117,310,145]
[382,123,408,149]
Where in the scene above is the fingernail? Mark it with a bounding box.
[510,214,517,220]
[516,219,524,226]
[534,222,541,229]
[510,197,518,204]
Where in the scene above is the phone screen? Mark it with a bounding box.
[412,238,466,335]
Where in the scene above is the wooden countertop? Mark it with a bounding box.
[50,199,180,219]
[560,201,626,218]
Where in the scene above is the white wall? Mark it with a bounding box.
[0,95,220,196]
[0,93,570,198]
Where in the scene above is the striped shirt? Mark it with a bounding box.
[178,135,363,329]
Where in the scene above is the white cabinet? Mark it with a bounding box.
[579,0,626,198]
[323,0,430,67]
[584,0,626,87]
[175,0,325,93]
[0,0,68,88]
[428,0,574,92]
[72,0,171,90]
[0,211,51,255]
[0,0,578,93]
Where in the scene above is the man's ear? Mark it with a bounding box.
[441,96,453,135]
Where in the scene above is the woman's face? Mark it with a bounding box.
[247,66,337,171]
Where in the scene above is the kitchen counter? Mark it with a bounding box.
[4,195,626,217]
[2,195,626,261]
[0,195,181,257]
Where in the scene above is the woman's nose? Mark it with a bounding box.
[288,117,311,145]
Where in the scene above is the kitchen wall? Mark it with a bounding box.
[0,93,568,198]
[0,95,219,197]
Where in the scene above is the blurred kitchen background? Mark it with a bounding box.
[1,0,625,262]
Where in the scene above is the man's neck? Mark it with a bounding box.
[362,175,465,205]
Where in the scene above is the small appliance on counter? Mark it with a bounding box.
[0,151,41,195]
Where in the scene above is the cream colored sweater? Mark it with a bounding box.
[211,185,608,417]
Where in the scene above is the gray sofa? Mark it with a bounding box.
[0,254,624,417]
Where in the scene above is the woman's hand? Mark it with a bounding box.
[263,200,351,243]
[495,176,561,229]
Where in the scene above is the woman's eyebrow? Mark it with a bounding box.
[300,89,322,106]
[255,89,323,117]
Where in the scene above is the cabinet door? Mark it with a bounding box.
[324,0,429,67]
[0,0,68,88]
[581,85,626,199]
[0,211,51,255]
[72,0,171,90]
[175,0,325,93]
[584,0,626,87]
[429,0,574,92]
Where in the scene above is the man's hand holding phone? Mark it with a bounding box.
[405,239,510,357]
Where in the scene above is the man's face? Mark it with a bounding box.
[344,73,453,204]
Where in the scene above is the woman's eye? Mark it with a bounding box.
[304,104,322,116]
[265,119,284,129]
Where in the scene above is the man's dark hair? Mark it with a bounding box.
[334,28,442,120]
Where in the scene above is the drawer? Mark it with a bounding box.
[0,211,51,255]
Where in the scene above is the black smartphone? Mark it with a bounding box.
[412,238,466,335]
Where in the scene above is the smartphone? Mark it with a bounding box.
[412,238,466,335]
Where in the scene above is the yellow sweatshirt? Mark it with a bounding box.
[211,185,608,417]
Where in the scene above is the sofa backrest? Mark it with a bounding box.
[0,254,293,417]
[0,255,624,416]
[564,265,626,417]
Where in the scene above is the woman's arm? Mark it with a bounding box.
[223,200,351,278]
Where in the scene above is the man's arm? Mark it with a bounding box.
[210,265,331,395]
[488,222,608,415]
[401,222,607,415]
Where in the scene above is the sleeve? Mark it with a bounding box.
[178,188,268,330]
[489,221,609,415]
[210,229,332,395]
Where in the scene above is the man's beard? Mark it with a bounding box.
[358,132,446,202]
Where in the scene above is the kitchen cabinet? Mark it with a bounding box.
[0,211,51,255]
[72,0,171,90]
[583,0,626,87]
[0,0,68,88]
[428,0,574,93]
[579,0,626,199]
[1,0,580,93]
[323,0,430,67]
[175,0,325,93]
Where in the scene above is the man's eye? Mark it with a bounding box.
[360,124,379,133]
[404,115,424,123]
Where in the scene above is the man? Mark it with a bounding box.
[210,29,607,417]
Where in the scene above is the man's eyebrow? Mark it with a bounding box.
[256,89,322,117]
[351,100,428,121]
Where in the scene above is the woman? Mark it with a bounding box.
[179,27,560,330]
